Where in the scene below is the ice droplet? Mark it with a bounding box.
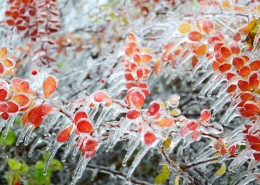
[43,142,62,175]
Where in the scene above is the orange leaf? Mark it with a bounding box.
[12,93,30,107]
[43,76,57,99]
[57,125,73,143]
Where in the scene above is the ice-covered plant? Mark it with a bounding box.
[0,0,259,185]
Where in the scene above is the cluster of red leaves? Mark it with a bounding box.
[57,110,98,158]
[0,47,58,128]
[154,14,259,161]
[5,0,60,41]
[56,91,115,158]
[122,33,152,96]
[244,123,260,161]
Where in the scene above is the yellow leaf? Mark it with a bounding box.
[175,175,179,185]
[216,163,226,175]
[164,138,171,148]
[170,108,181,116]
[178,23,191,34]
[257,5,260,13]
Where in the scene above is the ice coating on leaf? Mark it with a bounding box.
[27,104,53,127]
[93,90,112,106]
[74,111,88,123]
[76,119,94,133]
[126,88,145,109]
[57,125,73,143]
[143,132,157,145]
[43,76,57,99]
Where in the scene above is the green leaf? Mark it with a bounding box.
[154,173,169,184]
[228,176,232,185]
[21,163,29,173]
[50,159,63,170]
[15,116,22,125]
[0,130,16,146]
[35,161,52,184]
[8,159,22,170]
[239,145,246,151]
[57,62,64,69]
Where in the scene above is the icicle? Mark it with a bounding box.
[71,144,79,160]
[91,168,98,181]
[16,124,34,146]
[107,80,126,95]
[109,86,126,98]
[44,114,61,136]
[95,107,111,129]
[226,112,239,124]
[192,148,216,164]
[236,174,255,185]
[193,70,213,90]
[71,156,91,185]
[126,146,150,178]
[107,119,132,151]
[62,134,78,162]
[220,105,237,124]
[28,138,42,157]
[198,71,222,97]
[180,53,193,66]
[122,136,141,166]
[206,78,225,97]
[193,57,211,75]
[24,126,34,146]
[3,114,17,138]
[89,104,99,122]
[0,119,7,133]
[228,150,251,173]
[43,142,62,175]
[211,93,230,115]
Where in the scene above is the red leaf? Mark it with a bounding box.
[187,120,199,131]
[238,80,253,91]
[74,111,88,123]
[188,31,204,42]
[126,109,140,120]
[200,109,211,122]
[144,132,157,145]
[147,102,160,116]
[249,73,259,89]
[0,88,8,101]
[57,125,73,143]
[76,119,94,133]
[7,101,19,113]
